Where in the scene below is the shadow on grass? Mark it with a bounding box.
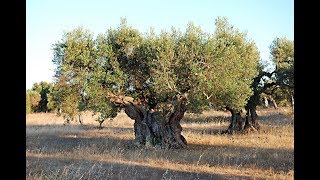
[27,124,134,132]
[26,155,250,180]
[26,153,252,180]
[257,113,293,126]
[183,127,227,135]
[182,115,230,124]
[182,113,292,126]
[185,143,293,173]
[27,128,293,174]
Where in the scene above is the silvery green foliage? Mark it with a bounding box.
[52,17,260,120]
[270,37,294,89]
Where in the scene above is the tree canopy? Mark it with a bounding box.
[52,17,260,119]
[270,37,294,91]
[26,81,54,114]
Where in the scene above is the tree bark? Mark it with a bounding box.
[124,103,187,149]
[269,97,278,109]
[244,107,260,132]
[224,107,259,134]
[291,94,294,112]
[78,113,83,125]
[243,91,260,133]
[108,93,187,149]
[224,107,245,134]
[99,120,104,129]
[263,97,268,108]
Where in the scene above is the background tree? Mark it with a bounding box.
[26,90,41,113]
[241,64,275,133]
[31,81,53,113]
[231,37,294,133]
[269,37,294,110]
[26,91,31,114]
[52,27,95,124]
[47,89,58,113]
[199,17,260,133]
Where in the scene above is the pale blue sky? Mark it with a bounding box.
[26,0,294,89]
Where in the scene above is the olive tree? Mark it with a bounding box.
[200,17,260,133]
[52,17,260,148]
[30,81,54,113]
[26,90,41,113]
[270,37,294,110]
[234,37,294,133]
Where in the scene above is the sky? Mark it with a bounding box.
[26,0,294,89]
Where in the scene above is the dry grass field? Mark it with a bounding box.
[26,107,294,179]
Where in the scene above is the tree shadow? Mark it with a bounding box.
[26,125,135,154]
[26,155,251,179]
[184,143,293,173]
[183,127,226,135]
[257,113,293,126]
[182,115,230,124]
[26,124,133,131]
[27,130,293,174]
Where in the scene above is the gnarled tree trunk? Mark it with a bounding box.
[243,106,260,133]
[243,90,261,133]
[125,103,187,149]
[224,106,259,134]
[109,93,187,149]
[224,107,245,134]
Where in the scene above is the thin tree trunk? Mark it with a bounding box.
[291,94,294,112]
[244,107,251,129]
[99,121,104,129]
[269,97,278,109]
[263,97,268,108]
[78,114,83,125]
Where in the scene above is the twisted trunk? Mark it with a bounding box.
[224,106,259,134]
[243,106,259,132]
[243,89,261,132]
[224,107,245,134]
[109,93,187,149]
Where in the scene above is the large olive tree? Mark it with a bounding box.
[52,17,260,148]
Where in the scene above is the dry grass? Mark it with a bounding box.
[26,107,294,179]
